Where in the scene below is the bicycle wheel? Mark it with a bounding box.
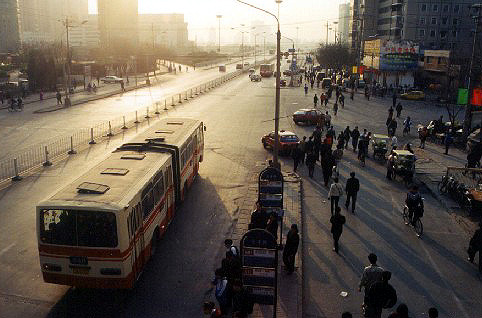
[402,206,410,225]
[414,219,423,237]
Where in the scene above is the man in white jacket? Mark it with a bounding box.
[328,177,343,216]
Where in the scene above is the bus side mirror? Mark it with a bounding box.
[204,125,207,131]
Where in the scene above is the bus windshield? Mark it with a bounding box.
[40,209,118,248]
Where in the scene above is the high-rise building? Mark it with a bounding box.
[338,3,351,44]
[18,0,88,44]
[0,0,21,53]
[97,0,138,50]
[138,14,189,49]
[348,0,480,60]
[69,15,100,48]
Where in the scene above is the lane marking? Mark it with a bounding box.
[0,243,15,257]
[420,243,470,318]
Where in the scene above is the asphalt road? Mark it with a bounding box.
[0,56,266,161]
[0,71,480,318]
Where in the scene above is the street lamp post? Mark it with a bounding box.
[216,15,222,52]
[332,21,338,44]
[236,0,282,170]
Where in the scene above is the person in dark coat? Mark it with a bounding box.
[468,222,482,273]
[283,224,300,273]
[249,201,268,229]
[306,136,314,154]
[392,93,397,108]
[322,153,334,187]
[232,279,254,317]
[345,172,360,213]
[396,102,403,118]
[292,145,302,172]
[266,213,278,239]
[330,207,346,253]
[351,126,360,151]
[365,271,397,318]
[306,151,316,178]
[344,126,351,149]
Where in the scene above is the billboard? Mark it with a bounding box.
[380,40,419,71]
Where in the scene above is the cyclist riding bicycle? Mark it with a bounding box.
[405,185,424,226]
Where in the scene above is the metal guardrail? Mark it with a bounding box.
[0,70,244,184]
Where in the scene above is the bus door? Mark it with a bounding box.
[193,133,199,175]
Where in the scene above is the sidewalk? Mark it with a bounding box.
[414,140,481,231]
[230,169,302,318]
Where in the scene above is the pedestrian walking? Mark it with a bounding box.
[304,83,308,95]
[388,119,397,137]
[359,253,384,304]
[364,271,397,318]
[56,90,62,105]
[388,106,394,120]
[266,213,278,239]
[311,79,314,89]
[403,116,412,135]
[283,224,300,274]
[292,145,302,172]
[333,102,338,116]
[306,150,316,178]
[212,268,229,315]
[299,136,307,164]
[322,153,334,186]
[314,94,318,107]
[345,172,359,213]
[344,126,351,149]
[39,91,43,101]
[120,80,125,92]
[392,93,397,108]
[330,207,346,253]
[324,96,329,107]
[396,102,403,118]
[468,222,482,273]
[351,126,360,151]
[386,151,395,180]
[232,279,254,317]
[419,126,428,149]
[444,131,453,155]
[339,93,345,108]
[328,177,343,215]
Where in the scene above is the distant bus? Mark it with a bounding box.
[37,118,204,289]
[260,64,274,77]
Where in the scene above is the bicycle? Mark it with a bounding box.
[402,205,423,237]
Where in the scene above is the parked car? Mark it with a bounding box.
[236,64,243,70]
[279,78,287,87]
[283,69,292,76]
[401,90,425,100]
[101,76,123,84]
[261,130,300,155]
[292,108,325,126]
[251,74,262,82]
[219,65,226,72]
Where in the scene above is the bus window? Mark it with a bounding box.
[153,174,164,203]
[40,209,76,245]
[142,183,154,218]
[77,211,118,247]
[39,209,117,247]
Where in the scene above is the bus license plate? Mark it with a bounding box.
[72,267,89,275]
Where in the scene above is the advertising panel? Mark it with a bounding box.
[380,40,419,71]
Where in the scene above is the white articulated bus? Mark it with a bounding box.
[36,118,204,288]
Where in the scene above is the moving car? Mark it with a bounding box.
[251,74,262,82]
[292,108,325,126]
[321,78,332,89]
[261,130,300,155]
[101,76,123,84]
[401,90,425,101]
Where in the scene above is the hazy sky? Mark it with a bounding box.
[88,0,347,44]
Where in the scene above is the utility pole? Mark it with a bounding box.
[254,34,257,66]
[326,21,329,45]
[216,15,222,52]
[63,17,71,107]
[463,4,482,139]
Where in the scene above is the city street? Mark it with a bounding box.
[0,56,265,160]
[0,69,481,318]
